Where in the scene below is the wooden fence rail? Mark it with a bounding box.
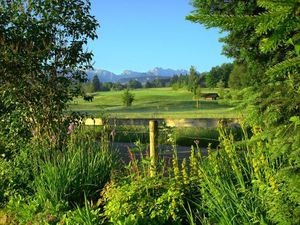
[84,117,239,128]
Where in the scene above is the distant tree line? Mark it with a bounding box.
[81,61,254,94]
[82,76,173,93]
[170,63,235,91]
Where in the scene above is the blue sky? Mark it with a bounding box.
[88,0,231,74]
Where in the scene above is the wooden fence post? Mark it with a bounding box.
[149,120,158,177]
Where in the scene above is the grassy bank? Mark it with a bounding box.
[68,88,241,118]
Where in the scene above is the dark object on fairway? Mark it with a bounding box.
[202,93,219,100]
[83,95,94,102]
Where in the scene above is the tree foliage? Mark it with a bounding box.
[228,63,248,89]
[0,0,98,148]
[193,86,202,109]
[205,63,233,88]
[188,0,300,125]
[126,79,143,89]
[187,0,274,87]
[187,1,300,223]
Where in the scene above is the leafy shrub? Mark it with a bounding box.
[0,158,9,205]
[102,176,183,225]
[122,89,135,107]
[0,144,40,206]
[6,195,68,225]
[175,130,266,224]
[102,146,186,225]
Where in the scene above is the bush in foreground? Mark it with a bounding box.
[5,129,117,224]
[101,124,300,225]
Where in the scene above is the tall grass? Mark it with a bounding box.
[84,122,299,224]
[63,197,102,225]
[182,127,273,224]
[6,126,118,224]
[34,134,117,207]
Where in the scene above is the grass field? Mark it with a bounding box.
[68,87,241,118]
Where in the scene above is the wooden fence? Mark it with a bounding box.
[83,117,240,177]
[84,117,239,128]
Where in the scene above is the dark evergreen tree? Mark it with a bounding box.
[187,0,299,124]
[92,75,101,92]
[102,82,113,91]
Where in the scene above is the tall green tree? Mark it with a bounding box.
[205,63,233,88]
[193,86,202,109]
[153,78,163,88]
[0,0,98,148]
[187,1,300,224]
[92,75,101,92]
[187,0,299,125]
[187,66,200,94]
[187,0,272,87]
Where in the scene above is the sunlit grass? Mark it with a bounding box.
[68,87,240,118]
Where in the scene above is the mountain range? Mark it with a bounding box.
[86,67,188,83]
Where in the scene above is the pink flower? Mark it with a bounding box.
[67,122,76,134]
[50,135,56,143]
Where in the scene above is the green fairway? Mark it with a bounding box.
[68,87,240,118]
